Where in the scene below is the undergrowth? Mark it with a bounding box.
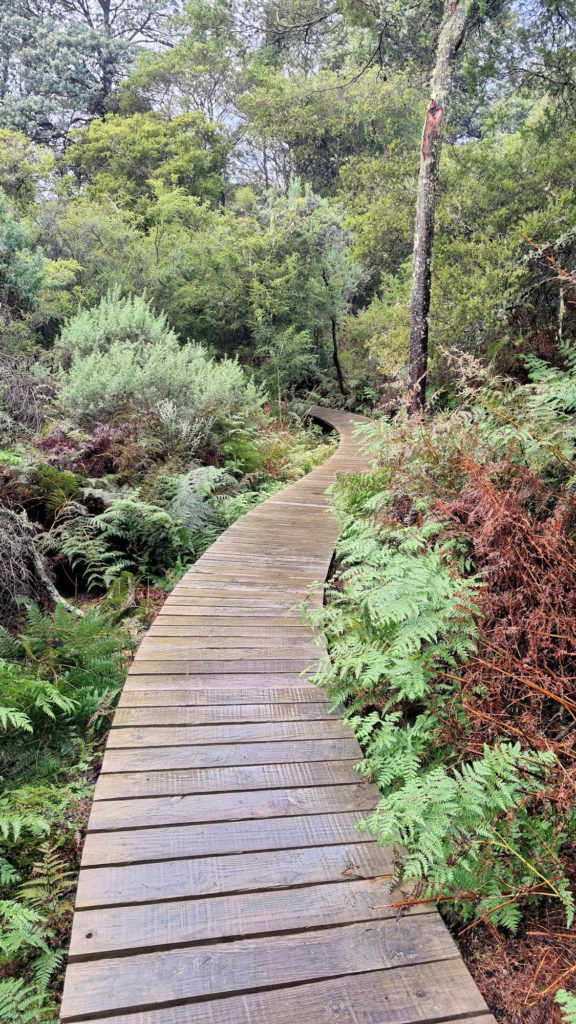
[311,359,576,1022]
[0,405,334,1017]
[0,604,131,1021]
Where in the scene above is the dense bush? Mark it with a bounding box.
[312,359,576,939]
[56,289,265,437]
[0,604,131,1020]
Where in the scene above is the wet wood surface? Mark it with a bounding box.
[60,407,495,1024]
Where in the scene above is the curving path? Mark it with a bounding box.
[60,407,495,1024]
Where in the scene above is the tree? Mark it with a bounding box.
[407,0,471,411]
[121,0,246,124]
[0,0,180,144]
[65,111,229,216]
[0,189,46,352]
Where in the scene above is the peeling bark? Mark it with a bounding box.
[408,0,470,413]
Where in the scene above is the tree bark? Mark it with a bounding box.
[408,0,470,413]
[330,315,347,395]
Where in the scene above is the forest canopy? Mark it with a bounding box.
[1,1,576,1021]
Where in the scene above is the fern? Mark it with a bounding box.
[313,456,575,932]
[0,900,50,959]
[0,978,55,1024]
[18,844,75,910]
[33,948,65,994]
[171,466,231,533]
[95,499,191,576]
[557,990,576,1024]
[0,705,32,731]
[0,803,50,842]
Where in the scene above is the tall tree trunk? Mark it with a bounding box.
[330,315,346,395]
[408,0,469,413]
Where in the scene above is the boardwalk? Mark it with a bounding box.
[60,408,495,1024]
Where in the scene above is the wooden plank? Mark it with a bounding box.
[94,759,361,799]
[152,607,306,618]
[70,878,425,959]
[106,720,348,748]
[113,702,332,725]
[70,989,495,1024]
[118,687,324,705]
[87,782,377,831]
[101,738,361,773]
[136,644,321,660]
[81,810,376,866]
[123,674,318,690]
[60,918,459,1020]
[140,634,320,648]
[76,840,391,908]
[172,581,308,592]
[147,625,313,637]
[152,614,305,625]
[129,659,318,675]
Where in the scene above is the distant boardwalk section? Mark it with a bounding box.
[60,407,495,1024]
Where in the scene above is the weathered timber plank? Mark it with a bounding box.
[70,878,423,959]
[136,643,321,660]
[129,659,318,674]
[64,966,494,1024]
[101,739,361,773]
[75,840,392,908]
[113,702,331,725]
[81,810,376,866]
[87,782,377,831]
[123,674,317,690]
[60,918,459,1020]
[106,720,348,747]
[118,687,324,705]
[94,759,361,799]
[148,621,313,632]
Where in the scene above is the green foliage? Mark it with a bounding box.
[312,377,576,935]
[557,990,576,1024]
[0,189,46,351]
[0,0,175,146]
[96,499,190,576]
[171,466,231,533]
[313,518,480,704]
[45,499,190,589]
[0,603,129,748]
[66,112,228,217]
[0,976,54,1023]
[0,447,25,466]
[56,288,264,433]
[30,465,82,521]
[55,285,179,364]
[0,600,130,1017]
[0,130,53,211]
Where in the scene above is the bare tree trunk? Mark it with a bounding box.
[408,0,470,413]
[322,268,347,396]
[330,316,347,396]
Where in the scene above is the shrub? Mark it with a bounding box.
[56,289,265,437]
[54,287,178,365]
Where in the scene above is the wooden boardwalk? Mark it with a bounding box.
[61,407,495,1024]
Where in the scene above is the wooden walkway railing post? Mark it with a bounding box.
[60,407,495,1024]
